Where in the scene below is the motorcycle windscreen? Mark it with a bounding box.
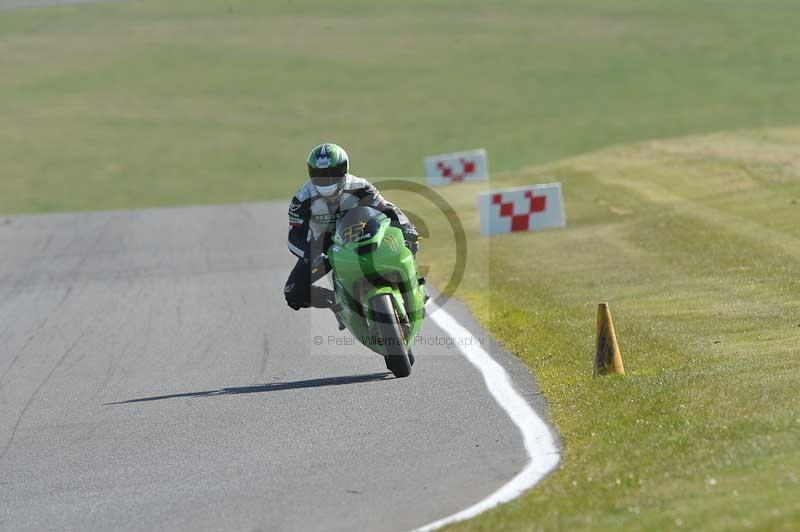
[335,206,386,245]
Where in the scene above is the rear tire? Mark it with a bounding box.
[371,294,412,378]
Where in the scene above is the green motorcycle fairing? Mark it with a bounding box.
[328,206,425,355]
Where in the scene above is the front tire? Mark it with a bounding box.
[370,294,412,378]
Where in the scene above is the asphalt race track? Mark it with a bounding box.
[0,203,551,531]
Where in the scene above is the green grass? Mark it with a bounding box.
[3,1,800,530]
[3,0,800,213]
[408,127,800,530]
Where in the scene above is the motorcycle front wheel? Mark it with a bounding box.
[370,294,412,378]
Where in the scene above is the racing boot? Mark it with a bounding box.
[310,286,346,330]
[309,285,336,309]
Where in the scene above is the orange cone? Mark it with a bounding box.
[594,303,625,377]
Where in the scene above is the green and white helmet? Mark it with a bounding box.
[307,143,349,197]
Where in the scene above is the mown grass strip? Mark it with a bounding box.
[4,1,800,214]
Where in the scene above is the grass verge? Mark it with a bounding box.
[409,127,800,530]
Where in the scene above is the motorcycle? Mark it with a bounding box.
[315,205,426,378]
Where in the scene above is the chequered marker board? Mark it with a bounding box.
[477,183,566,235]
[424,148,489,187]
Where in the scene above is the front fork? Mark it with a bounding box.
[365,287,410,340]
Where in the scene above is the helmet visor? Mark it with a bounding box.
[309,162,347,186]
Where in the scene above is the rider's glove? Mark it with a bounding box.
[402,225,419,255]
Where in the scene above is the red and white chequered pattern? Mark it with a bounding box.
[425,149,488,186]
[478,183,565,235]
[491,190,547,232]
[434,159,477,182]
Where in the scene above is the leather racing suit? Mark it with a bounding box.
[284,174,418,310]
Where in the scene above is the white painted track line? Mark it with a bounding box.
[415,308,561,531]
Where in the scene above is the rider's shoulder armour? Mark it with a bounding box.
[293,180,318,203]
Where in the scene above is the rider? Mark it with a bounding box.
[284,143,419,311]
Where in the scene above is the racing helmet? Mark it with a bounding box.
[307,143,349,197]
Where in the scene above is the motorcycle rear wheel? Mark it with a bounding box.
[370,294,412,378]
